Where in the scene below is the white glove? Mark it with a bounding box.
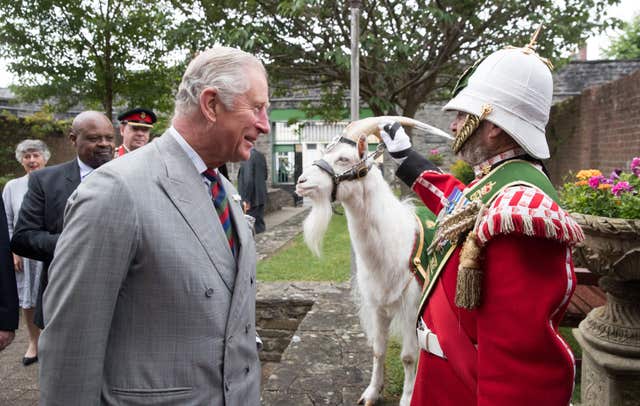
[379,121,412,164]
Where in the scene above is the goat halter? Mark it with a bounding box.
[313,137,385,202]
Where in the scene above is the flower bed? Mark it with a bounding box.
[560,157,640,220]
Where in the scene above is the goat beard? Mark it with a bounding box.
[303,196,333,257]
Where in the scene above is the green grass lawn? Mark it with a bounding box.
[258,210,582,403]
[257,213,352,282]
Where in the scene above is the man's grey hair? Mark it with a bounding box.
[174,46,267,116]
[15,139,51,163]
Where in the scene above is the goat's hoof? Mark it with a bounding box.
[357,396,376,406]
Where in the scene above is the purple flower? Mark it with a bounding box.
[609,169,622,180]
[612,181,633,196]
[632,157,640,176]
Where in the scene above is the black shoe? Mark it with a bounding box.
[22,356,38,366]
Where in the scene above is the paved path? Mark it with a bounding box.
[0,317,39,405]
[259,282,392,405]
[257,206,310,261]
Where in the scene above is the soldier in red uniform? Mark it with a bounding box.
[380,39,584,405]
[114,108,157,157]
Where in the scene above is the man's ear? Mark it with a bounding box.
[69,131,77,147]
[357,134,367,159]
[200,88,219,123]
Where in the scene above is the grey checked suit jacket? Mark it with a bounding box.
[39,133,261,405]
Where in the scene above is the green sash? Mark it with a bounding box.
[410,160,559,315]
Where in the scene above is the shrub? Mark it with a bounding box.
[450,159,474,185]
[0,111,70,177]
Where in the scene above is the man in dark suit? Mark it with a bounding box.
[11,111,115,328]
[0,198,18,351]
[238,148,268,233]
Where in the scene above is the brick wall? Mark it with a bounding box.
[546,69,640,185]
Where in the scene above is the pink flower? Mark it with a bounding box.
[588,175,604,189]
[631,157,640,176]
[612,181,633,196]
[430,148,440,155]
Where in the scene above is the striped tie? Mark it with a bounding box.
[203,169,235,255]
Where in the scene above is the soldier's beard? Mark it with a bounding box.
[456,132,492,166]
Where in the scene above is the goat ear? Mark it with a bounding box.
[357,135,367,159]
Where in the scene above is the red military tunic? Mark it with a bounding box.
[114,145,128,158]
[397,150,583,406]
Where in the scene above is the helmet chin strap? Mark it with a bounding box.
[451,104,493,153]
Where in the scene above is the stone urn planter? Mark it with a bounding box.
[570,213,640,406]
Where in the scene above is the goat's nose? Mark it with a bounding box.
[297,176,307,184]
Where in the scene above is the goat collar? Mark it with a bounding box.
[312,157,372,202]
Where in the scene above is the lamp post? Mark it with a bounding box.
[349,0,362,279]
[350,0,361,121]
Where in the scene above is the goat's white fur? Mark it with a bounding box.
[296,141,420,406]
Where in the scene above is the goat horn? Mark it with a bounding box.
[343,116,453,142]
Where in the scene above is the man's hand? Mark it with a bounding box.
[0,330,15,351]
[379,121,412,163]
[13,253,22,272]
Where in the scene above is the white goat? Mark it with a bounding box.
[295,117,444,406]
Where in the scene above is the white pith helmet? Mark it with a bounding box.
[443,47,553,159]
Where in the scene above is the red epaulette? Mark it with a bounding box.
[476,185,584,245]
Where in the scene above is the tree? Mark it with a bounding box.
[603,14,640,59]
[172,0,621,118]
[0,0,177,118]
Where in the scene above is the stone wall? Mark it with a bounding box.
[546,69,640,185]
[381,103,455,185]
[226,135,273,187]
[256,298,313,362]
[413,103,456,164]
[266,188,295,213]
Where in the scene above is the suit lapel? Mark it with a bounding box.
[155,134,237,293]
[225,179,251,279]
[63,160,81,184]
[224,179,251,259]
[56,160,81,232]
[222,176,256,327]
[63,159,81,183]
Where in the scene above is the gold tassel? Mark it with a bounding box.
[455,231,483,309]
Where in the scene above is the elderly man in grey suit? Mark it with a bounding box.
[38,47,270,405]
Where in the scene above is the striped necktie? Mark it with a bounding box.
[203,169,236,256]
